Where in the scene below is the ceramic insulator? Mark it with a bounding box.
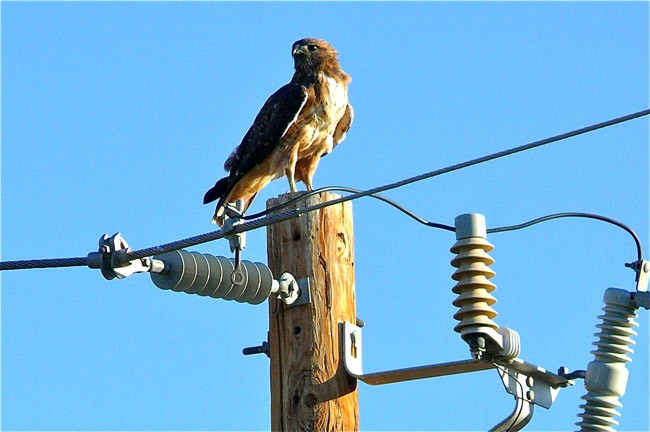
[450,230,499,338]
[576,288,639,431]
[149,249,274,305]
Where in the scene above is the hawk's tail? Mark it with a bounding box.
[203,176,231,225]
[203,176,229,205]
[204,176,258,226]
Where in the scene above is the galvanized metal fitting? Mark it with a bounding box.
[625,259,649,292]
[88,233,162,280]
[222,199,247,285]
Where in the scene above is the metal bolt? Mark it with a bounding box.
[557,366,569,376]
[644,262,650,273]
[243,341,270,358]
[526,376,534,387]
[526,390,535,401]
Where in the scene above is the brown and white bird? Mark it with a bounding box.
[203,38,353,225]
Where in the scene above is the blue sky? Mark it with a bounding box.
[1,2,649,431]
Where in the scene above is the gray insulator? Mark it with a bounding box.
[149,249,274,305]
[576,288,639,431]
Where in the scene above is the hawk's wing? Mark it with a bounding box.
[203,83,308,208]
[332,103,354,150]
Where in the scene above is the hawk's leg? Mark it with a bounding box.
[295,154,321,192]
[287,175,298,193]
[285,164,299,192]
[285,146,300,193]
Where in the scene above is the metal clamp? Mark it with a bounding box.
[222,200,247,285]
[272,274,311,306]
[495,358,572,409]
[87,233,163,280]
[625,259,649,292]
[492,360,573,431]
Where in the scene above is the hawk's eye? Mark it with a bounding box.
[307,44,318,52]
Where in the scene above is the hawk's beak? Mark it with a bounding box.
[292,45,308,57]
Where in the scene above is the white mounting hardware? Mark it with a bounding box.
[273,273,308,306]
[496,358,569,409]
[490,359,571,431]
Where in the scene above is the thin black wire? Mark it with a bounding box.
[488,212,643,261]
[244,186,455,231]
[0,109,647,271]
[252,190,643,260]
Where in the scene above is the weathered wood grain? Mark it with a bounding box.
[267,192,358,432]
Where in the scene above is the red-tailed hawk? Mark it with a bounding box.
[203,38,353,225]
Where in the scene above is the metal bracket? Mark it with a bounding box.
[341,321,495,385]
[489,397,533,432]
[491,359,573,431]
[341,321,572,430]
[88,233,162,280]
[292,277,312,306]
[625,259,649,292]
[633,291,650,310]
[494,358,571,409]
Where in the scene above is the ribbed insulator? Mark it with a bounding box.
[150,249,275,305]
[450,236,499,336]
[576,288,639,432]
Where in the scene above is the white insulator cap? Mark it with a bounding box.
[455,213,487,240]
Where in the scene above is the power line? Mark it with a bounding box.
[1,109,648,272]
[254,109,650,220]
[245,186,456,231]
[0,257,88,271]
[487,212,643,260]
[249,188,644,258]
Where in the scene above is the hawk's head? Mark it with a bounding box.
[292,38,341,74]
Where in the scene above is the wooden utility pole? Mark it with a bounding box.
[266,192,358,432]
